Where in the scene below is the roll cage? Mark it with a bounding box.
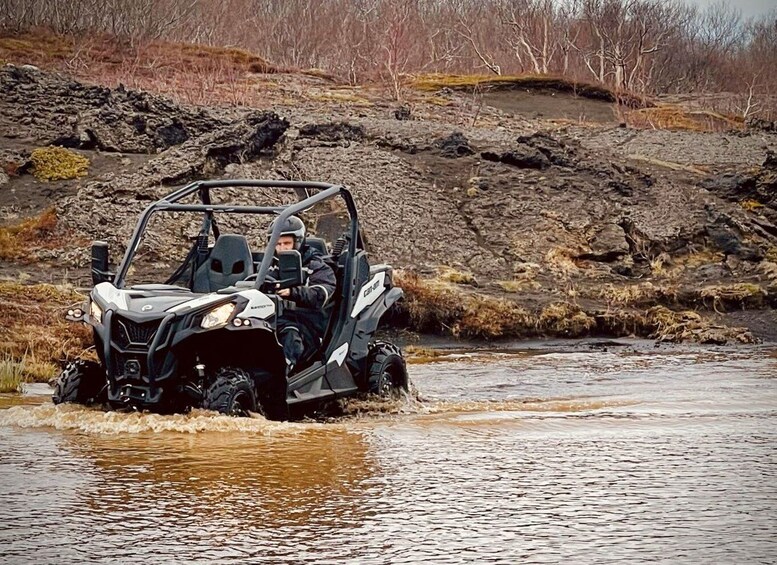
[113,180,364,290]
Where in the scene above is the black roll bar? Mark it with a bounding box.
[113,180,361,289]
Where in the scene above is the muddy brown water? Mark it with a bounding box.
[1,343,775,564]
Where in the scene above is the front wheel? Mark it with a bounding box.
[52,360,106,406]
[366,342,408,398]
[203,368,258,417]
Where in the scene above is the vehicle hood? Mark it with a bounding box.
[92,282,214,314]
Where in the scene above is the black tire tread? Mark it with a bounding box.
[52,360,105,406]
[203,368,257,416]
[366,341,407,395]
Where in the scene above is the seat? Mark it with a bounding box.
[192,234,253,293]
[306,236,328,257]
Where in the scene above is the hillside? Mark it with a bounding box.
[1,59,776,374]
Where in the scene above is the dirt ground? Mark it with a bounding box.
[1,63,776,346]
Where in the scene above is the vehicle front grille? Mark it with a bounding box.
[113,316,162,349]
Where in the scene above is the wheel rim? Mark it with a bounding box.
[378,369,395,398]
[229,390,252,416]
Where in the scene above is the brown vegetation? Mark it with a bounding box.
[0,30,284,106]
[393,271,755,344]
[0,282,93,382]
[1,0,775,114]
[0,208,60,261]
[626,105,744,132]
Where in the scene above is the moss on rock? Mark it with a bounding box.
[31,146,89,181]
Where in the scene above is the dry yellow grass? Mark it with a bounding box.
[626,105,743,132]
[537,302,596,336]
[740,199,765,211]
[453,295,532,339]
[0,32,72,60]
[0,281,93,381]
[438,266,478,286]
[409,73,647,107]
[0,352,25,392]
[394,270,754,343]
[395,270,531,339]
[544,246,580,277]
[600,282,660,305]
[0,208,59,261]
[760,261,777,281]
[0,31,279,74]
[700,283,767,310]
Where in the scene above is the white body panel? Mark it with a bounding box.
[327,342,349,366]
[94,282,129,310]
[350,272,386,318]
[235,290,276,320]
[166,293,224,313]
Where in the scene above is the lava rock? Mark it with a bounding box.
[298,122,366,142]
[434,132,475,158]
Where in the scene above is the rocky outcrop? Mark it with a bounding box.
[0,64,227,153]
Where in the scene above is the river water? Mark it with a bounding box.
[1,342,775,564]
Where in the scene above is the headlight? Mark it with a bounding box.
[201,303,236,329]
[90,301,103,324]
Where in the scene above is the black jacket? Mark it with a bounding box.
[278,245,336,341]
[288,246,336,309]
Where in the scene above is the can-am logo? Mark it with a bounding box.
[362,278,381,298]
[141,305,153,312]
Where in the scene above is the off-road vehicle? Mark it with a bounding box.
[53,180,407,419]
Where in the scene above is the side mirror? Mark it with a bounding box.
[276,250,305,289]
[91,241,114,285]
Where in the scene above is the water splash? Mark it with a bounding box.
[0,404,311,435]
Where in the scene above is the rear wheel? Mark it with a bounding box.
[203,368,257,417]
[52,360,106,406]
[366,342,408,398]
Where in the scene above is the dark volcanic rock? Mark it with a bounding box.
[394,105,412,121]
[481,132,578,170]
[746,117,777,133]
[203,112,289,171]
[298,122,366,142]
[706,216,765,261]
[481,147,549,169]
[434,132,475,158]
[0,64,226,153]
[703,151,777,208]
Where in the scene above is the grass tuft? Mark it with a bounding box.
[31,146,89,181]
[0,208,59,261]
[438,266,478,286]
[537,302,596,336]
[699,283,767,311]
[0,352,25,393]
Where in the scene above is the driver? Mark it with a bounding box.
[268,216,336,374]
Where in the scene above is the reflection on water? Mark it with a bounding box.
[1,344,776,563]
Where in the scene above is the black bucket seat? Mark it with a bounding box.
[193,234,253,293]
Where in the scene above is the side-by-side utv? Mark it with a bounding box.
[53,180,408,420]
